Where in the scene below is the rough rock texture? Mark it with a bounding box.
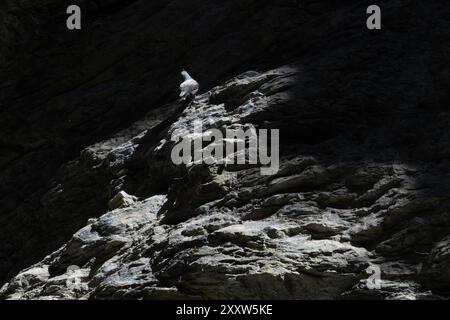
[1,0,450,299]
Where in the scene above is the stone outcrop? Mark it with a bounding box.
[1,0,450,299]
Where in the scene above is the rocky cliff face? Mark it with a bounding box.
[1,0,450,299]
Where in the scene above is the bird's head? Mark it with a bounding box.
[181,70,190,79]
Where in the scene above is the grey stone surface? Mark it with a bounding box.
[1,0,450,299]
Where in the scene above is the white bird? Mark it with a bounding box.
[179,70,199,101]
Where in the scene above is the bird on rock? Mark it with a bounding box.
[179,70,199,101]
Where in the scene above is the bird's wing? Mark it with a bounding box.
[180,80,197,91]
[180,81,189,90]
[179,79,199,97]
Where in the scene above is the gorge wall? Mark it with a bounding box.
[1,0,450,299]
